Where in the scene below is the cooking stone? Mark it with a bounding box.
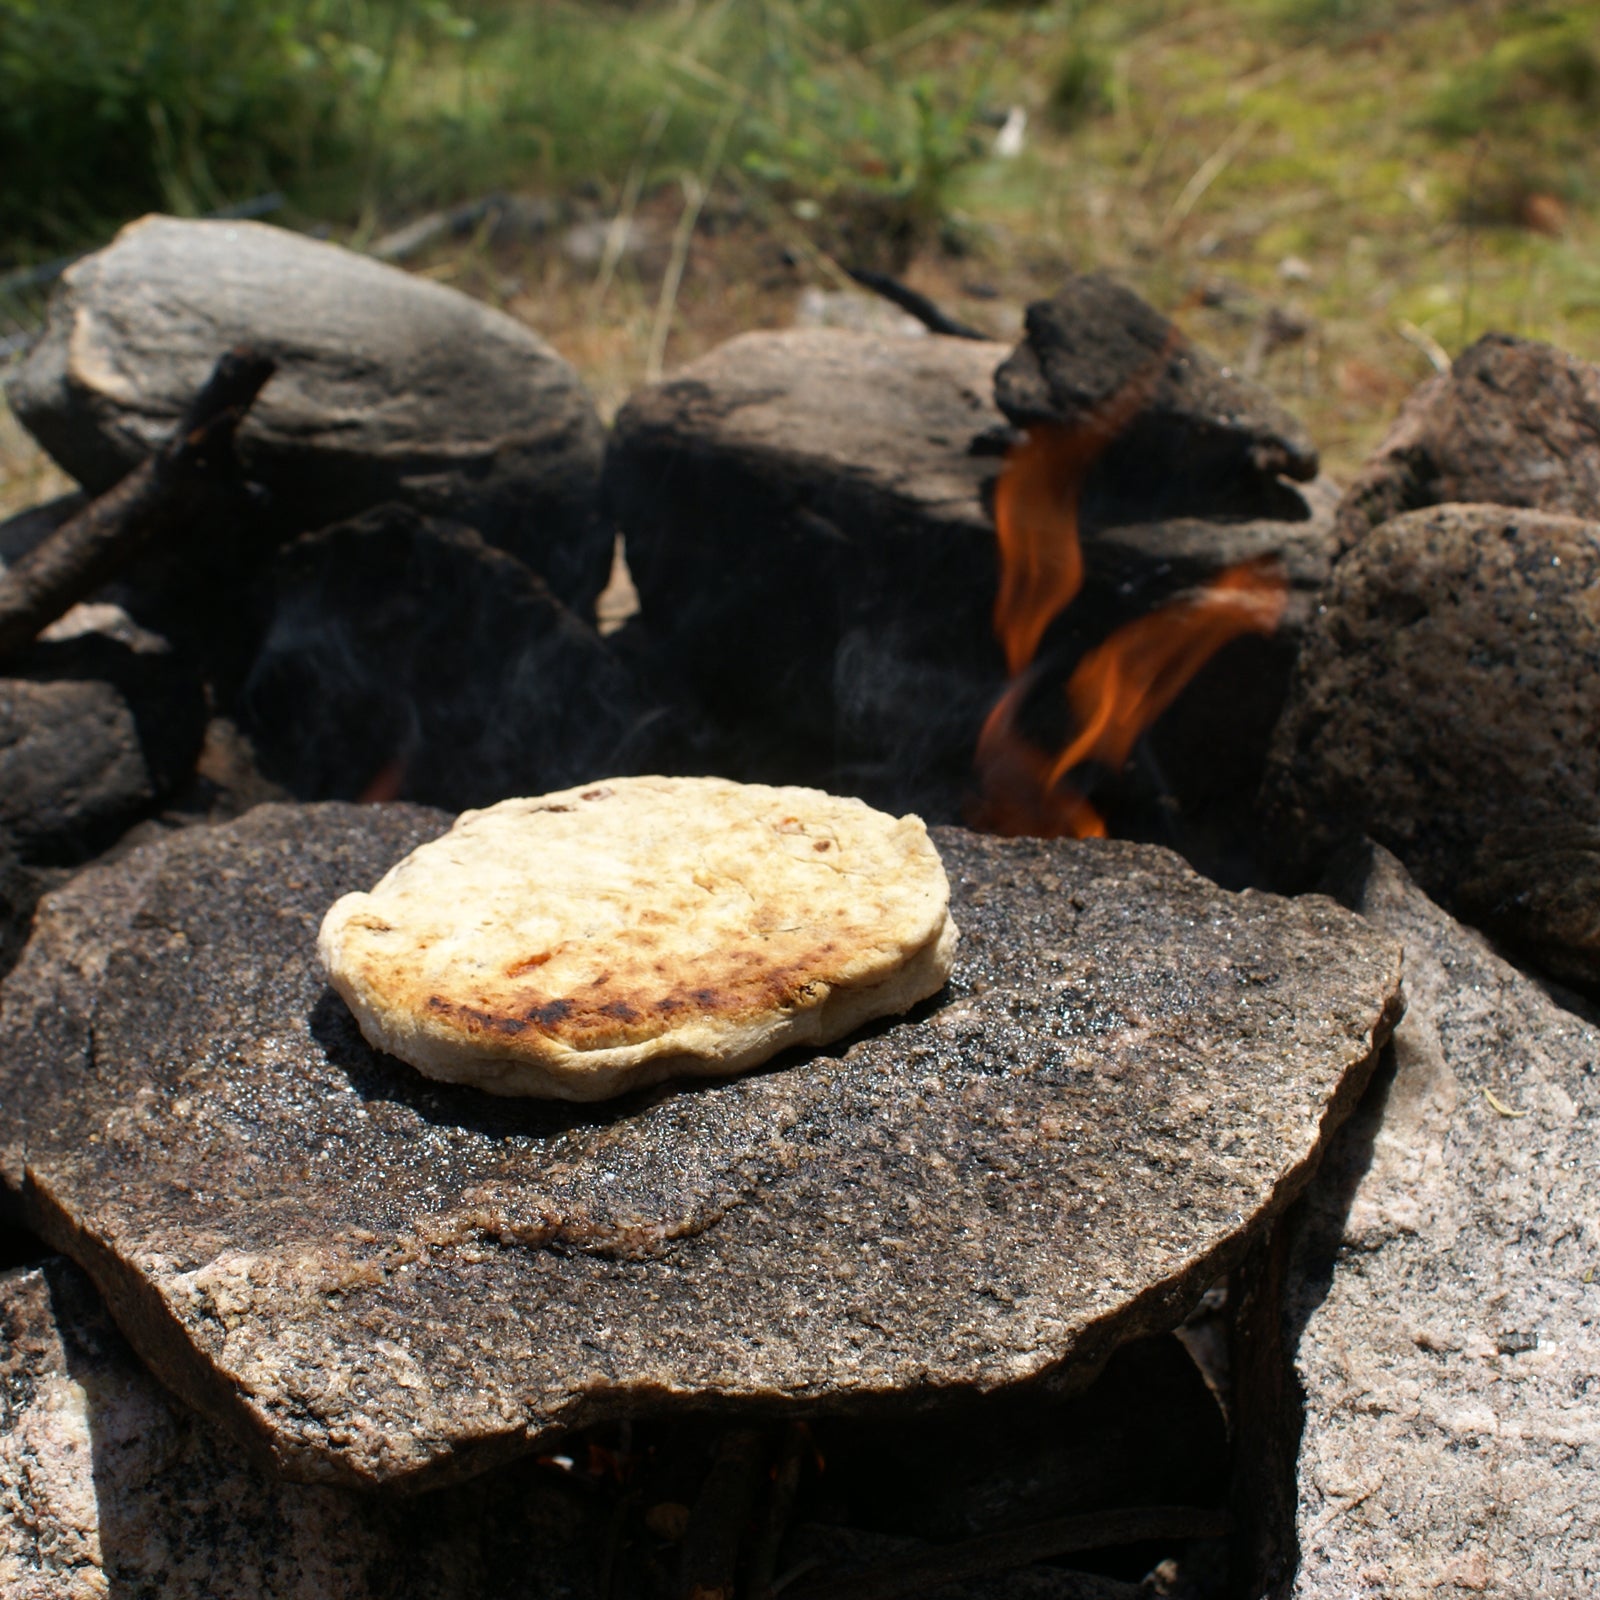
[0,804,1402,1489]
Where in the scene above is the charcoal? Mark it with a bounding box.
[609,327,1334,836]
[0,803,1400,1489]
[993,273,1319,502]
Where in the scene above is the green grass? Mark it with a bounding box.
[4,0,1600,507]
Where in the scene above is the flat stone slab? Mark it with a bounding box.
[0,804,1401,1489]
[1288,844,1600,1598]
[0,1257,601,1600]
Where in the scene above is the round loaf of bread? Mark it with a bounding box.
[318,777,958,1100]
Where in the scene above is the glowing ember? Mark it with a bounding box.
[975,418,1289,839]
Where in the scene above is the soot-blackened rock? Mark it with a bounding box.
[1260,504,1600,928]
[0,803,1401,1489]
[238,505,653,810]
[0,632,205,865]
[993,273,1319,506]
[1333,333,1600,554]
[4,216,611,608]
[609,326,1334,830]
[609,326,1014,808]
[1288,844,1600,1598]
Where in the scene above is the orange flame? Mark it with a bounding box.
[975,419,1288,838]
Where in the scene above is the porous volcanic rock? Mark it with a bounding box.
[1287,844,1600,1599]
[993,273,1319,492]
[608,326,1334,823]
[4,215,610,607]
[1260,503,1600,908]
[0,803,1401,1489]
[0,1257,603,1600]
[237,504,654,809]
[1333,333,1600,553]
[0,634,206,864]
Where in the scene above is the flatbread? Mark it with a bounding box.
[319,777,957,1099]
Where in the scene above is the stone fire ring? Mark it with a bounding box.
[0,804,1402,1490]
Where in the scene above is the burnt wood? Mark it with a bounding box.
[0,347,274,662]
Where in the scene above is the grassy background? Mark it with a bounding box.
[3,0,1599,513]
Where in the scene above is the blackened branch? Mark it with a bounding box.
[0,346,276,660]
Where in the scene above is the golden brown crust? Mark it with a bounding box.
[318,778,957,1099]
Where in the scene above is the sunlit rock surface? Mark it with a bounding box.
[0,1257,601,1600]
[1332,333,1600,555]
[4,216,610,608]
[0,803,1400,1489]
[1288,843,1600,1599]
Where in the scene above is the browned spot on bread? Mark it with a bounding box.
[814,839,832,851]
[581,787,614,801]
[505,951,553,977]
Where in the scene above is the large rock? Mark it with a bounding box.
[1455,825,1600,998]
[1286,844,1600,1598]
[237,504,654,809]
[1260,504,1600,924]
[1333,333,1600,553]
[993,273,1319,495]
[609,327,1334,826]
[4,216,611,607]
[0,803,1402,1489]
[0,634,206,864]
[0,1257,603,1599]
[609,327,1014,802]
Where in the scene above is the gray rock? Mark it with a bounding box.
[609,327,1013,797]
[237,504,655,809]
[1287,843,1600,1599]
[0,1257,604,1599]
[1260,503,1600,908]
[993,273,1319,489]
[609,327,1334,830]
[4,216,611,607]
[1333,333,1600,553]
[0,635,206,864]
[1455,825,1600,999]
[0,803,1402,1489]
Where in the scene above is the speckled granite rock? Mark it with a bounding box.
[1332,333,1600,554]
[993,273,1318,489]
[1287,844,1600,1600]
[0,804,1402,1489]
[1260,503,1600,907]
[0,1257,602,1600]
[4,216,610,607]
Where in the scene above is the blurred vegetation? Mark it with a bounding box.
[3,0,1600,497]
